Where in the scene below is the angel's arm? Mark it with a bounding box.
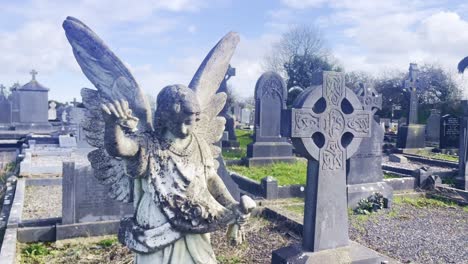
[207,169,238,208]
[102,100,140,157]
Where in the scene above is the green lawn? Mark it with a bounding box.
[383,172,401,179]
[415,150,458,162]
[222,129,253,159]
[228,160,307,186]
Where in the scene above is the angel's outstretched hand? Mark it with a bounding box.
[101,99,139,132]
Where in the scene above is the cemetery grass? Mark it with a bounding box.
[277,195,468,264]
[222,129,252,159]
[228,160,307,185]
[415,149,458,162]
[17,216,299,264]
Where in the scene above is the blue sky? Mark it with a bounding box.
[1,0,468,102]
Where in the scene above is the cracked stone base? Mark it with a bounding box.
[272,241,383,264]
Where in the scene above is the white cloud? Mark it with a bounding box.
[281,0,328,9]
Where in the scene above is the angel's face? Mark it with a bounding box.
[172,110,200,138]
[169,94,201,139]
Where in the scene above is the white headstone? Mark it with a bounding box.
[48,102,57,120]
[59,135,77,148]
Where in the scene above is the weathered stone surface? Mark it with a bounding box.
[397,124,425,148]
[440,114,460,149]
[426,109,441,142]
[347,84,392,208]
[61,162,133,225]
[63,16,254,263]
[247,72,294,166]
[397,63,425,149]
[388,154,408,163]
[275,71,379,263]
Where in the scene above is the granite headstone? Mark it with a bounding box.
[347,83,393,208]
[440,114,460,149]
[426,109,441,142]
[61,162,133,225]
[246,71,294,166]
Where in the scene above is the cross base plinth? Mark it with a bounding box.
[347,182,393,209]
[272,241,383,264]
[396,124,425,149]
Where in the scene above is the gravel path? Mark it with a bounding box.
[269,197,468,264]
[349,203,468,264]
[23,185,62,220]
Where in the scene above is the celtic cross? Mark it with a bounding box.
[404,63,421,124]
[285,71,371,252]
[357,83,382,114]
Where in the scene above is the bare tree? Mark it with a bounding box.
[263,24,329,76]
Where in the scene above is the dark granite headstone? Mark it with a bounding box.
[246,72,294,166]
[440,114,460,149]
[347,83,393,208]
[273,71,380,263]
[62,162,133,225]
[426,109,441,142]
[457,100,468,190]
[397,63,425,149]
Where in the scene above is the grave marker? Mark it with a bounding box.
[426,109,441,142]
[440,114,460,149]
[273,71,380,263]
[61,162,133,225]
[246,72,294,166]
[347,83,392,208]
[397,63,425,149]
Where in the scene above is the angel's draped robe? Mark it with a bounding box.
[125,133,228,264]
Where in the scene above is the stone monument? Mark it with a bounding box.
[273,71,380,263]
[397,63,425,149]
[63,16,255,263]
[246,72,294,166]
[0,85,12,124]
[426,109,441,142]
[218,65,240,148]
[458,100,468,190]
[48,101,57,120]
[9,70,52,130]
[440,114,460,149]
[347,83,393,208]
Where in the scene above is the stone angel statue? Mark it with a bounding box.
[62,17,256,264]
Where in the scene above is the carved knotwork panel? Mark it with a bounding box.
[261,78,282,100]
[292,109,320,138]
[346,112,370,137]
[324,73,344,107]
[322,109,345,139]
[321,141,344,171]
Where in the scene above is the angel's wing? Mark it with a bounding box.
[63,16,152,202]
[188,32,240,160]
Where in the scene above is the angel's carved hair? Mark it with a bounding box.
[154,84,201,133]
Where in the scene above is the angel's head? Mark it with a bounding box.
[154,84,201,139]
